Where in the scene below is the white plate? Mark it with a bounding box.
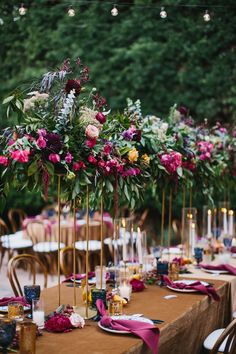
[98,315,153,334]
[200,268,229,274]
[71,277,96,284]
[167,279,210,293]
[0,305,29,313]
[231,254,236,258]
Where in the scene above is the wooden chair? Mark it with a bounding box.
[7,254,48,297]
[0,218,10,268]
[203,319,236,353]
[60,246,84,277]
[26,220,65,274]
[8,208,27,233]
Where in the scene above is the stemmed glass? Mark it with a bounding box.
[24,285,41,319]
[194,247,203,268]
[0,319,16,354]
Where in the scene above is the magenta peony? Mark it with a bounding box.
[44,314,72,333]
[72,161,86,171]
[88,155,97,164]
[0,156,9,166]
[48,153,60,164]
[36,135,46,149]
[85,138,97,148]
[65,152,73,164]
[122,167,141,178]
[38,128,47,136]
[85,125,99,140]
[65,79,81,96]
[130,279,145,292]
[103,143,112,156]
[11,150,30,163]
[96,112,106,124]
[160,151,182,174]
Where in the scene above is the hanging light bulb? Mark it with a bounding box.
[68,5,75,17]
[160,7,167,19]
[111,4,118,17]
[0,18,4,26]
[19,3,27,16]
[203,10,211,22]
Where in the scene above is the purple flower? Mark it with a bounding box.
[122,125,141,142]
[65,152,73,164]
[45,133,62,153]
[38,129,47,137]
[121,167,141,178]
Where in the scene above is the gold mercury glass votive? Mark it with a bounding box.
[108,300,123,316]
[19,321,37,354]
[169,262,180,281]
[8,302,24,321]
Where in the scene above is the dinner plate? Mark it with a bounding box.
[0,305,30,313]
[200,268,229,274]
[71,277,96,284]
[98,315,154,334]
[167,279,210,293]
[231,254,236,259]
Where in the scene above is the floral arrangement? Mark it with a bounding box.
[44,305,85,333]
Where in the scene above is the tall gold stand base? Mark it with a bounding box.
[73,306,97,320]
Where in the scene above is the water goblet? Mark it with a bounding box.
[157,261,169,286]
[194,247,203,268]
[0,319,16,354]
[23,285,41,319]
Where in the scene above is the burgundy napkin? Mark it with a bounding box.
[163,275,220,301]
[96,299,160,354]
[0,296,30,307]
[63,271,95,283]
[201,264,236,276]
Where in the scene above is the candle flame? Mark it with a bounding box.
[229,210,234,216]
[221,208,227,213]
[187,213,193,219]
[207,209,212,215]
[191,222,195,229]
[137,227,141,233]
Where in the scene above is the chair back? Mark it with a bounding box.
[8,208,27,233]
[60,246,84,277]
[26,220,48,244]
[0,218,9,237]
[8,253,48,297]
[210,319,236,354]
[80,221,101,241]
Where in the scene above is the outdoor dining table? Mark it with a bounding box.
[34,278,230,354]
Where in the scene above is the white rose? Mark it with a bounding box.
[85,124,100,139]
[69,313,85,328]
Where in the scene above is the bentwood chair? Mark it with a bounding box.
[0,218,10,268]
[8,208,27,233]
[203,319,236,353]
[7,254,48,297]
[60,246,84,276]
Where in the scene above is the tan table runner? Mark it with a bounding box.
[34,280,229,354]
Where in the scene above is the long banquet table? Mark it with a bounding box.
[34,279,230,354]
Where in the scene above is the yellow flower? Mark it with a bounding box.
[128,148,139,163]
[141,154,150,165]
[67,171,76,180]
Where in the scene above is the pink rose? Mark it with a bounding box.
[11,150,30,163]
[88,155,97,165]
[85,139,97,148]
[85,125,99,140]
[69,313,85,328]
[65,152,73,164]
[72,161,86,171]
[0,156,9,166]
[49,153,60,164]
[36,136,46,149]
[95,112,106,124]
[38,128,47,136]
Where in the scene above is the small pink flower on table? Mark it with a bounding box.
[48,153,60,164]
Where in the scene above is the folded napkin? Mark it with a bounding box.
[163,275,220,301]
[63,271,95,283]
[96,299,159,354]
[201,264,236,276]
[0,296,30,307]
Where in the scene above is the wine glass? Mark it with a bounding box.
[0,319,16,354]
[157,261,169,286]
[24,285,41,319]
[194,247,203,268]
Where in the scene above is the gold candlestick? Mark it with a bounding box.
[57,175,61,306]
[100,190,104,290]
[73,198,77,307]
[161,189,165,246]
[168,189,173,250]
[85,185,89,318]
[181,186,186,256]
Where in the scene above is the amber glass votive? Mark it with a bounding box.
[8,302,24,321]
[108,301,123,316]
[169,262,180,281]
[19,321,36,354]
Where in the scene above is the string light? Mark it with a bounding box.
[111,4,118,17]
[0,18,4,26]
[19,3,27,16]
[68,5,75,17]
[160,7,167,19]
[203,10,211,22]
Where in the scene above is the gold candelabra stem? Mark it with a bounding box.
[100,188,104,290]
[168,189,173,249]
[161,189,165,246]
[85,186,90,318]
[73,198,77,307]
[57,175,61,306]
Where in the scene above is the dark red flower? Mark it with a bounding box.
[96,112,106,124]
[88,155,97,164]
[65,79,81,96]
[130,279,145,292]
[45,133,62,153]
[178,106,188,116]
[85,139,97,148]
[93,93,107,109]
[44,314,72,333]
[73,161,86,171]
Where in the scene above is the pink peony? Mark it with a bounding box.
[45,314,72,333]
[88,155,97,165]
[36,135,46,149]
[85,125,99,140]
[130,279,145,292]
[85,139,97,148]
[122,167,141,178]
[48,153,60,164]
[72,161,86,171]
[38,128,47,136]
[11,150,30,163]
[103,143,112,155]
[65,152,73,164]
[0,156,9,166]
[160,151,182,174]
[95,112,106,124]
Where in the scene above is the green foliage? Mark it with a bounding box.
[1,0,236,128]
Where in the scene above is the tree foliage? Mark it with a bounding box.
[0,0,236,128]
